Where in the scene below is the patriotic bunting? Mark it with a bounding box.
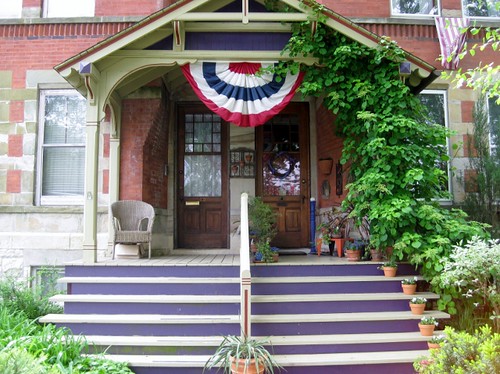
[435,17,470,70]
[181,62,304,127]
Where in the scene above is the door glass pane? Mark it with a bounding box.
[184,155,221,197]
[262,115,301,196]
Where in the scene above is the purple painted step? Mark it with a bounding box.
[131,363,417,374]
[63,302,239,315]
[253,280,406,295]
[52,322,240,337]
[252,299,412,314]
[252,319,421,336]
[65,265,240,278]
[68,282,239,295]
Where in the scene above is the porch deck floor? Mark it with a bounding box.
[69,250,372,267]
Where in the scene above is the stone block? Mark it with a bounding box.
[0,102,9,122]
[26,70,66,88]
[24,101,37,123]
[11,232,71,250]
[0,71,12,89]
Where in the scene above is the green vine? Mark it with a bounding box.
[268,1,489,313]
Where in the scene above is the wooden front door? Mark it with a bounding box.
[256,102,310,248]
[177,105,229,248]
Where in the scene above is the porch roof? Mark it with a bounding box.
[55,0,438,103]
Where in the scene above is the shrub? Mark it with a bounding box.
[432,237,499,332]
[0,348,59,374]
[414,325,500,374]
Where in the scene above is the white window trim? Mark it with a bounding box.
[36,89,85,206]
[391,0,441,18]
[42,0,95,18]
[420,89,452,199]
[487,97,499,156]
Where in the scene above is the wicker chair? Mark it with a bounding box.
[111,200,155,259]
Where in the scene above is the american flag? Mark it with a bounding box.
[435,17,470,70]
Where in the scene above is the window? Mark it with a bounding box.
[30,266,65,296]
[418,90,451,194]
[462,0,500,18]
[43,0,94,18]
[488,97,500,157]
[0,0,22,18]
[37,90,86,205]
[392,0,439,16]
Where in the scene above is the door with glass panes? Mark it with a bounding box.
[177,105,229,248]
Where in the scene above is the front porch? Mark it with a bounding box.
[41,251,449,374]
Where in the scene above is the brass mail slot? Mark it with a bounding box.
[185,201,200,206]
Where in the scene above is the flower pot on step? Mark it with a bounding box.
[410,302,426,315]
[382,266,397,277]
[427,342,441,350]
[418,323,436,336]
[345,249,361,261]
[402,284,417,295]
[230,358,264,374]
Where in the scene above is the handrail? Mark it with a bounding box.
[239,193,252,337]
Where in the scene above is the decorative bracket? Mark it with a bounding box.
[79,62,101,106]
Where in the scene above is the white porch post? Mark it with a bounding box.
[81,63,102,264]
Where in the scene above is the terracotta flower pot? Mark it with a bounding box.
[402,284,417,295]
[427,342,441,350]
[345,249,361,261]
[382,266,397,277]
[418,323,436,336]
[370,249,383,262]
[230,358,264,374]
[409,302,426,315]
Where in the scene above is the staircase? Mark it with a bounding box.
[40,258,449,374]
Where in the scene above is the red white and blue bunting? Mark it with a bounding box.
[181,62,304,127]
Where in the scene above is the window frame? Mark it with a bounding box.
[42,0,95,18]
[36,89,86,206]
[418,89,452,199]
[488,97,499,157]
[462,0,500,19]
[391,0,441,17]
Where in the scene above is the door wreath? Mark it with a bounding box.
[267,151,297,179]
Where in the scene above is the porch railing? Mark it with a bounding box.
[239,193,252,337]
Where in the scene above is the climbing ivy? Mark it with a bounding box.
[267,1,489,312]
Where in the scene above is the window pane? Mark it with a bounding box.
[45,0,95,17]
[42,147,85,196]
[463,0,500,17]
[44,95,86,144]
[184,155,221,197]
[392,0,438,15]
[489,98,500,156]
[0,0,22,18]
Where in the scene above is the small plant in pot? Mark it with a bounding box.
[401,277,418,294]
[427,335,446,350]
[418,316,438,336]
[378,260,398,277]
[344,240,363,261]
[249,197,278,263]
[204,334,281,374]
[409,296,427,315]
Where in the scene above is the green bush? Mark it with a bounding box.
[0,348,59,374]
[414,325,500,373]
[432,237,499,332]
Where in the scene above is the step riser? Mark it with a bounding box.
[92,341,426,355]
[64,303,240,315]
[65,263,418,278]
[253,281,405,294]
[63,299,412,315]
[69,283,239,295]
[131,363,417,374]
[54,320,421,337]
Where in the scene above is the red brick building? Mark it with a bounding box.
[0,0,498,276]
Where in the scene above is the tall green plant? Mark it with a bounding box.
[268,0,488,311]
[461,92,500,236]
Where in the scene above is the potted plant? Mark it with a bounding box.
[418,316,438,336]
[409,297,427,315]
[401,277,417,294]
[249,197,277,263]
[344,240,362,261]
[204,334,281,374]
[427,335,446,350]
[378,260,398,277]
[367,242,383,262]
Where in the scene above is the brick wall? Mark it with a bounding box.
[120,86,169,208]
[315,103,347,209]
